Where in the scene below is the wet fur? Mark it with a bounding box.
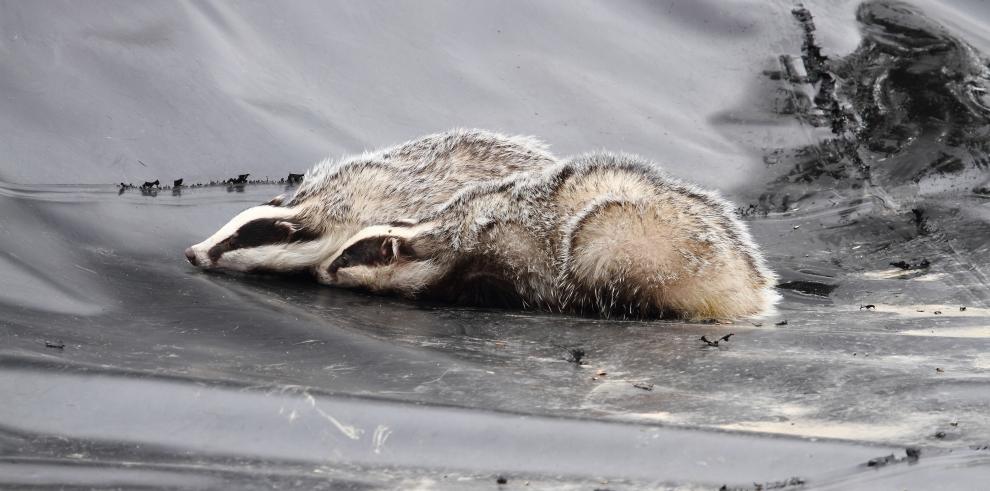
[320,153,779,320]
[187,129,557,271]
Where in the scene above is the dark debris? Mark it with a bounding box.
[565,348,586,366]
[700,333,734,347]
[118,174,297,197]
[905,447,921,461]
[866,447,922,468]
[890,259,930,270]
[866,454,896,467]
[719,476,807,491]
[226,173,251,185]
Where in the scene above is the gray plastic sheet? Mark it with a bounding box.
[2,1,990,488]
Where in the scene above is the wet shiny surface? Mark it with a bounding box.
[2,0,990,488]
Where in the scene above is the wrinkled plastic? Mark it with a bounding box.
[1,1,989,488]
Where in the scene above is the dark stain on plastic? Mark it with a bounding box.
[777,280,838,297]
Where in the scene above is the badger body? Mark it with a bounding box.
[185,129,557,272]
[319,153,778,320]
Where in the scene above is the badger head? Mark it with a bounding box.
[185,196,347,274]
[314,222,444,295]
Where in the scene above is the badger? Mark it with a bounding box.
[185,129,557,273]
[316,153,778,320]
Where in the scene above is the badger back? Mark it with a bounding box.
[288,129,555,208]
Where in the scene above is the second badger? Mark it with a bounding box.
[317,153,778,320]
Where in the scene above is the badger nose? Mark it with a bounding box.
[184,247,198,266]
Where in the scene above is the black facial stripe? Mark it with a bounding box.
[208,242,226,263]
[207,217,319,263]
[327,235,421,274]
[328,236,392,273]
[235,219,293,248]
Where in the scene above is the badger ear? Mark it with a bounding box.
[274,220,299,233]
[275,220,320,242]
[265,194,287,207]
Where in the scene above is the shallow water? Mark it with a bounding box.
[2,1,990,488]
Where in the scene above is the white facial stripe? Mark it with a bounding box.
[204,222,363,272]
[187,205,305,269]
[188,204,392,273]
[218,241,328,271]
[193,205,298,252]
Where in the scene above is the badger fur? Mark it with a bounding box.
[185,129,557,273]
[316,153,778,320]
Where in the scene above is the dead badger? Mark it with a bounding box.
[185,130,556,272]
[317,153,778,320]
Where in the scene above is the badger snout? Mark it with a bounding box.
[184,243,214,269]
[184,247,198,266]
